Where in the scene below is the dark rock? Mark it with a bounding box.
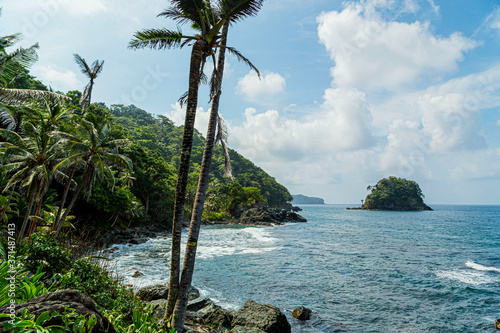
[187,297,215,313]
[231,299,291,333]
[495,319,500,331]
[202,306,234,330]
[238,207,307,226]
[292,306,312,320]
[137,283,200,302]
[128,238,148,245]
[230,326,266,333]
[291,206,302,212]
[132,271,143,278]
[0,289,116,333]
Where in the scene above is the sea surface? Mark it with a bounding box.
[108,205,500,332]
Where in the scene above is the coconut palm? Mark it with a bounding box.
[0,106,65,240]
[130,1,262,329]
[73,54,104,111]
[53,112,132,233]
[173,20,235,329]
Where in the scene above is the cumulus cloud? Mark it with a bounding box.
[235,71,286,100]
[165,103,211,136]
[317,3,476,91]
[31,65,83,91]
[230,87,374,164]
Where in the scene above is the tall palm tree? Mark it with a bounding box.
[130,1,262,328]
[173,20,234,329]
[0,105,65,240]
[53,112,132,232]
[73,54,104,111]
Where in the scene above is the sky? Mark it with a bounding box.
[3,0,500,205]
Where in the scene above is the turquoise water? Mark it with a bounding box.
[109,205,500,332]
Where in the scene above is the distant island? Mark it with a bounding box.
[292,194,325,205]
[349,177,432,211]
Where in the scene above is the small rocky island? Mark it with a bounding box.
[292,194,325,205]
[349,176,432,211]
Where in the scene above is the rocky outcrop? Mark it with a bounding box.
[102,223,168,247]
[495,318,500,331]
[237,207,307,226]
[0,289,115,333]
[292,306,312,320]
[231,300,291,333]
[137,283,200,303]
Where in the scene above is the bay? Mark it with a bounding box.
[109,205,500,332]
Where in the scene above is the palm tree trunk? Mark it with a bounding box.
[52,165,76,231]
[164,38,207,326]
[0,187,15,222]
[18,184,38,242]
[28,182,45,236]
[173,23,230,332]
[56,181,84,234]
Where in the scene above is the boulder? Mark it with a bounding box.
[137,283,199,302]
[292,306,312,320]
[495,319,500,331]
[187,297,215,314]
[202,306,234,330]
[0,289,115,333]
[230,326,266,333]
[231,299,291,333]
[132,271,143,278]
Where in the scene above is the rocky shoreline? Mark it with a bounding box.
[136,283,312,333]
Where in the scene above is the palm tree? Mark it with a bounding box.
[130,1,262,329]
[173,20,233,329]
[0,105,65,240]
[73,54,104,111]
[53,112,132,233]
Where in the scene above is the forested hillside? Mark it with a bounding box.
[0,71,292,235]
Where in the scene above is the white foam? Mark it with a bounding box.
[465,260,500,273]
[243,227,277,242]
[436,270,497,285]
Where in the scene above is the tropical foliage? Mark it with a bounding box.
[362,176,431,211]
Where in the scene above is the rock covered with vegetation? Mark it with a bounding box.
[361,177,432,211]
[292,194,325,205]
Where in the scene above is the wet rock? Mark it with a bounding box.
[231,299,291,333]
[0,289,116,333]
[187,297,215,314]
[230,326,266,333]
[292,306,312,320]
[137,283,200,302]
[131,271,143,278]
[238,207,307,226]
[495,319,500,331]
[202,306,234,330]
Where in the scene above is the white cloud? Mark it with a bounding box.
[165,103,211,136]
[235,71,286,100]
[317,3,476,91]
[60,0,107,16]
[30,65,83,91]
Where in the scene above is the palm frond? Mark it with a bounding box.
[158,8,194,26]
[73,54,92,76]
[178,91,189,107]
[129,29,190,50]
[0,88,70,105]
[224,46,260,77]
[215,116,233,178]
[218,0,264,23]
[90,59,104,77]
[170,0,206,27]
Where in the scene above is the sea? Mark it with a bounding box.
[107,205,500,332]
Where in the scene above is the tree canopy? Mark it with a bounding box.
[362,176,432,211]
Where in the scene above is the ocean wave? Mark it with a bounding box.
[465,260,500,273]
[436,270,498,285]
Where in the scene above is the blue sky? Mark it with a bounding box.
[3,0,500,204]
